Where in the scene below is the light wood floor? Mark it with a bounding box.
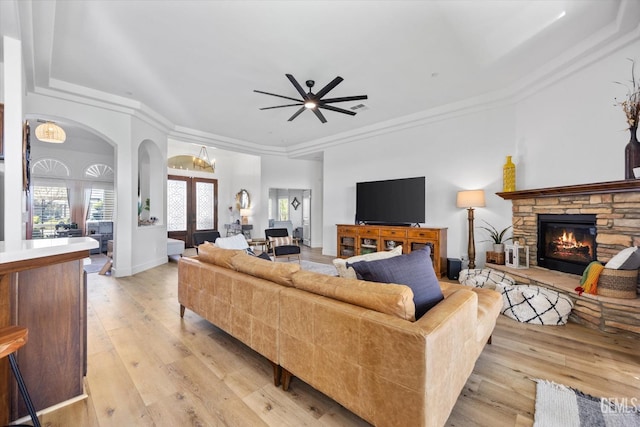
[31,247,640,427]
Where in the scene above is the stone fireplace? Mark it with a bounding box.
[498,180,640,275]
[495,180,640,335]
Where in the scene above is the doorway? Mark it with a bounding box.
[167,175,218,247]
[268,188,311,246]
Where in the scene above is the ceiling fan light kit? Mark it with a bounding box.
[254,74,368,123]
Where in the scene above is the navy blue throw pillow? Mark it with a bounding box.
[348,246,444,319]
[256,252,272,261]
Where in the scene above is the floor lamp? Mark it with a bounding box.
[457,190,486,269]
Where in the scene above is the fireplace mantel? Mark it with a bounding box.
[497,179,640,200]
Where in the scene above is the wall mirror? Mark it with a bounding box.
[236,189,250,209]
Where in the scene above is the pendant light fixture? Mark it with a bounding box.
[35,121,66,143]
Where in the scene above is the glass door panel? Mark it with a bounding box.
[168,175,218,247]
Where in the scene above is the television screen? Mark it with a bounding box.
[356,177,425,225]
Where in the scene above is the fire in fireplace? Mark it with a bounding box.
[537,214,597,275]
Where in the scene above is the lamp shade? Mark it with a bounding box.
[456,190,486,208]
[35,121,66,143]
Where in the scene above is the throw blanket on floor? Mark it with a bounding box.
[534,379,640,427]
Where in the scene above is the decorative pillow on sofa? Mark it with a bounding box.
[333,245,403,279]
[348,246,443,319]
[215,233,250,250]
[605,246,640,270]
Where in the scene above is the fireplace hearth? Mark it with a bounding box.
[537,214,597,275]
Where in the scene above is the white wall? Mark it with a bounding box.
[323,104,515,263]
[24,90,175,276]
[260,155,323,247]
[515,39,640,188]
[322,39,640,265]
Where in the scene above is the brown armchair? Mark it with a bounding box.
[265,228,300,262]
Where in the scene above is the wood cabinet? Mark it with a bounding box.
[336,224,448,277]
[0,242,93,424]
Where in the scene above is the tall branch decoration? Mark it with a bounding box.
[614,59,640,179]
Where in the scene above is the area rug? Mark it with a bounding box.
[298,260,338,276]
[534,379,640,426]
[84,254,108,274]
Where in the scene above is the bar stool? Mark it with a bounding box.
[0,326,41,427]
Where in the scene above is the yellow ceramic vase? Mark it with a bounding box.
[503,156,516,192]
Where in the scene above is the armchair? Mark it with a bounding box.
[265,228,300,263]
[192,231,221,254]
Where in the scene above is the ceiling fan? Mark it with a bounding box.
[254,74,368,123]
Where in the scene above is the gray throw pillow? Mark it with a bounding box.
[348,246,444,319]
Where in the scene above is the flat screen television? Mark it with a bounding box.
[355,176,425,225]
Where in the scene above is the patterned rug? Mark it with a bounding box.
[299,260,338,276]
[534,379,640,426]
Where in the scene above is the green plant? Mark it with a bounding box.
[478,220,512,244]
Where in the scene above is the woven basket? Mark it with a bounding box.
[597,268,638,299]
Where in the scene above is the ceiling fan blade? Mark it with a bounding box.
[318,104,356,116]
[288,106,306,121]
[315,76,344,99]
[259,103,303,110]
[286,74,310,100]
[320,95,368,104]
[254,90,302,103]
[312,108,327,123]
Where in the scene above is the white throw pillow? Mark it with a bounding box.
[605,246,640,270]
[333,245,403,279]
[214,233,249,250]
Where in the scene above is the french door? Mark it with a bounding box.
[167,175,218,247]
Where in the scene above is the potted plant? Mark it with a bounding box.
[478,220,512,252]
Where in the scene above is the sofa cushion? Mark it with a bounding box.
[348,246,443,319]
[231,251,300,287]
[197,244,242,269]
[291,270,416,321]
[605,246,640,270]
[332,245,403,279]
[215,233,250,250]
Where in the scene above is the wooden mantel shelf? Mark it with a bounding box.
[497,179,640,200]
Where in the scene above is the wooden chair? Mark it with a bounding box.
[0,326,41,427]
[264,228,301,263]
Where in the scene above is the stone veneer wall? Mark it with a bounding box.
[496,182,640,335]
[511,191,640,293]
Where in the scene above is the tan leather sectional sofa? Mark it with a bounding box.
[178,244,502,427]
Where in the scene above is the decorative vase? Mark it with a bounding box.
[625,126,640,179]
[503,155,516,192]
[493,243,505,253]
